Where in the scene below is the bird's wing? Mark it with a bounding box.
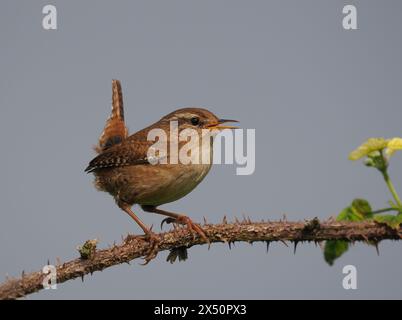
[85,139,155,173]
[95,79,129,153]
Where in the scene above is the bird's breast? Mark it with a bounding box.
[94,135,214,206]
[94,162,212,207]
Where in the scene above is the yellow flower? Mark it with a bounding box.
[349,138,389,161]
[386,138,402,157]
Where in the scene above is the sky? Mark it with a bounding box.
[0,0,401,299]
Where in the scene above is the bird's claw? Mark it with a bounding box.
[185,219,209,243]
[140,232,160,265]
[163,215,209,243]
[160,217,177,229]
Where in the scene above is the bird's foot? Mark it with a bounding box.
[161,215,209,243]
[139,230,160,265]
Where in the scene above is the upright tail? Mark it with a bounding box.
[95,80,129,153]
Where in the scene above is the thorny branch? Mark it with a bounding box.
[0,218,401,300]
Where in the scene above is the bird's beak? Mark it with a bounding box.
[207,119,239,130]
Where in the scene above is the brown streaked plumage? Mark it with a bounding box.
[86,80,238,263]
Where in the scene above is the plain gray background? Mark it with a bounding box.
[1,0,401,299]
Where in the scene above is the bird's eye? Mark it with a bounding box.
[191,117,200,126]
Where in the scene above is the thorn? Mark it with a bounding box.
[293,241,298,254]
[235,217,239,223]
[81,274,85,282]
[374,242,380,256]
[47,259,50,266]
[280,240,288,247]
[222,215,227,224]
[21,270,25,278]
[203,216,207,225]
[228,241,232,250]
[266,241,270,253]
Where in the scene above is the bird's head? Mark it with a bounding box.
[159,107,238,132]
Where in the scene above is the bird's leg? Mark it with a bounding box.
[119,204,159,264]
[142,205,208,242]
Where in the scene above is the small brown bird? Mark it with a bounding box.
[86,80,237,262]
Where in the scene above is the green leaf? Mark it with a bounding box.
[336,199,372,222]
[324,199,372,266]
[337,207,361,222]
[324,241,349,266]
[351,199,373,218]
[374,214,402,230]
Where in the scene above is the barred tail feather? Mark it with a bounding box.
[96,79,128,153]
